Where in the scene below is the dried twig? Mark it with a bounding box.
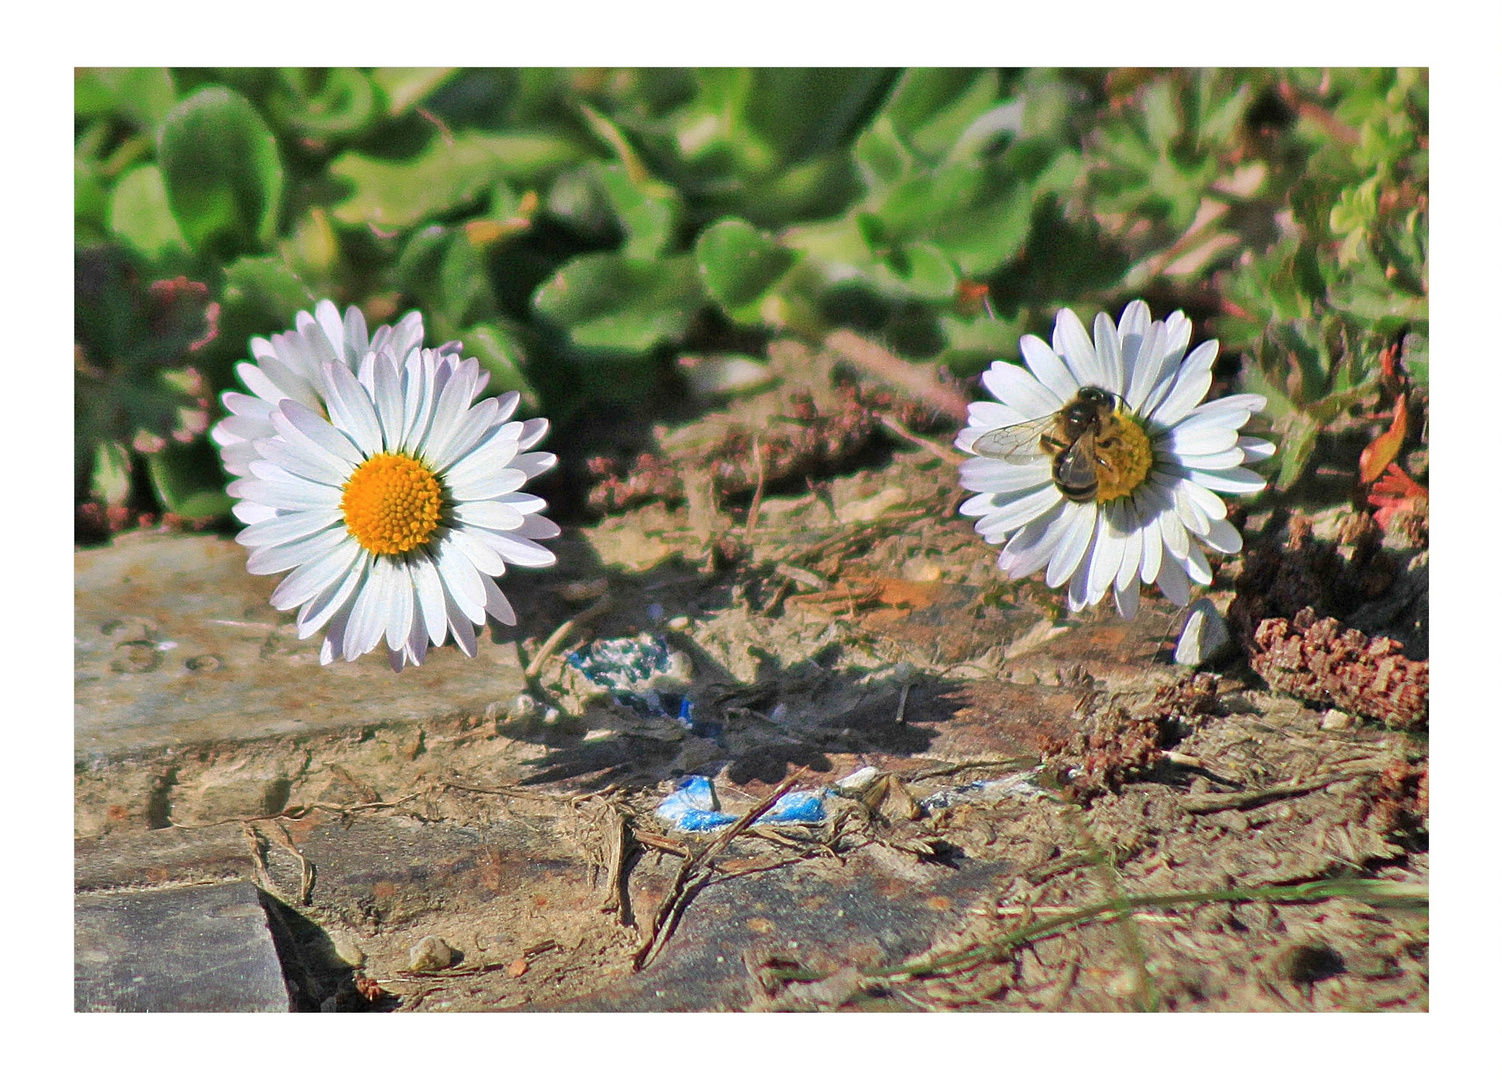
[524,594,614,682]
[879,413,966,466]
[633,768,808,970]
[264,818,315,906]
[824,329,971,423]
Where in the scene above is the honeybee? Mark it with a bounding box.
[971,386,1124,503]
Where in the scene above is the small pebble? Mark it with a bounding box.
[1175,599,1232,667]
[407,935,456,972]
[508,958,529,977]
[329,932,365,968]
[1320,709,1354,731]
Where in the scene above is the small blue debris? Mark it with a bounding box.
[654,776,737,831]
[654,776,827,833]
[568,633,721,742]
[760,790,826,824]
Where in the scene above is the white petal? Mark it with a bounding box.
[1147,340,1218,428]
[384,560,415,651]
[323,361,384,457]
[428,395,501,472]
[1052,308,1102,388]
[997,503,1069,579]
[493,390,521,424]
[448,527,509,578]
[251,432,349,487]
[1238,436,1277,463]
[271,540,361,609]
[452,501,526,532]
[1165,464,1268,494]
[410,553,449,648]
[278,400,362,467]
[959,458,1055,497]
[514,515,561,541]
[1167,447,1248,471]
[435,535,488,625]
[342,560,390,661]
[472,529,558,568]
[496,492,548,515]
[1199,516,1244,554]
[1176,479,1227,529]
[1123,320,1165,412]
[1092,310,1125,396]
[1185,543,1213,586]
[447,592,479,657]
[483,575,517,626]
[1045,501,1098,588]
[1173,483,1211,536]
[511,452,557,479]
[1158,416,1240,456]
[1113,576,1141,619]
[1139,511,1163,584]
[297,550,367,637]
[238,508,343,549]
[1112,502,1144,593]
[1018,335,1077,403]
[980,361,1061,420]
[371,353,405,452]
[516,418,549,450]
[245,524,348,575]
[1156,552,1191,606]
[1085,520,1125,605]
[229,475,341,513]
[974,484,1063,540]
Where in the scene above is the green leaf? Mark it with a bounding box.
[436,230,497,332]
[282,68,377,138]
[221,256,316,326]
[91,441,133,507]
[696,218,797,311]
[594,163,681,259]
[157,86,284,256]
[1141,78,1182,149]
[533,252,703,354]
[853,115,914,190]
[108,165,187,260]
[881,240,957,300]
[1275,413,1318,492]
[370,68,458,114]
[460,323,538,408]
[75,68,177,131]
[146,441,233,520]
[330,131,582,230]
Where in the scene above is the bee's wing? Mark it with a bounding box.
[970,414,1056,462]
[1052,431,1100,491]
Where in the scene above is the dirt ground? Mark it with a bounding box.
[74,340,1428,1011]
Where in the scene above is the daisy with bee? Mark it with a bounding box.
[956,301,1273,618]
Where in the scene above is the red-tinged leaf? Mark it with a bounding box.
[1367,463,1427,534]
[1358,393,1409,485]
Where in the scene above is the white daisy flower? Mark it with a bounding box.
[224,343,559,671]
[210,299,459,520]
[955,300,1274,618]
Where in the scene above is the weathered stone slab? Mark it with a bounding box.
[75,533,528,761]
[75,879,290,1012]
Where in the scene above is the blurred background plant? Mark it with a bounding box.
[75,66,1427,540]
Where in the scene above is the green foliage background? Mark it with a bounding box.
[74,67,1427,525]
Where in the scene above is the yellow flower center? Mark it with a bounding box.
[1092,411,1154,503]
[340,452,444,555]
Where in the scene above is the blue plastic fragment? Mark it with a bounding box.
[654,776,826,832]
[760,791,826,824]
[655,776,737,831]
